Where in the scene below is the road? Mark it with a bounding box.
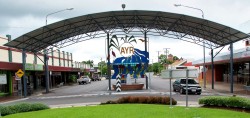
[1,76,216,106]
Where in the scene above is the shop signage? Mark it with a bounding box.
[25,63,43,71]
[25,63,34,70]
[0,74,7,84]
[34,64,43,71]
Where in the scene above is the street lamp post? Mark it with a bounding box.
[44,8,73,93]
[46,8,74,25]
[174,4,206,89]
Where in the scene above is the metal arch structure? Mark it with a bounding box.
[4,10,250,95]
[5,10,250,52]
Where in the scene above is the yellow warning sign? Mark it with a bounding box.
[16,69,24,78]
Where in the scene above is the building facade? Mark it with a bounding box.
[192,44,250,89]
[0,35,81,96]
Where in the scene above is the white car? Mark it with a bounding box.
[77,76,91,85]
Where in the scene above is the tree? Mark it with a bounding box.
[82,60,94,67]
[98,61,107,76]
[173,56,179,61]
[159,54,173,65]
[152,62,164,74]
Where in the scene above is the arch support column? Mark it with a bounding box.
[211,49,214,89]
[144,31,148,89]
[44,50,50,93]
[230,43,234,93]
[107,33,111,90]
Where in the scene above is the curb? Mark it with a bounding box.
[0,98,29,105]
[49,102,101,108]
[176,101,201,107]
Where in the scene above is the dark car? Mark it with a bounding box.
[173,78,202,95]
[91,75,101,81]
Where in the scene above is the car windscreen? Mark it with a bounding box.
[180,79,198,84]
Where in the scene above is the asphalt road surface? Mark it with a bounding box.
[1,76,216,106]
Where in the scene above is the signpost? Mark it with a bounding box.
[161,69,198,108]
[116,75,121,92]
[15,69,24,97]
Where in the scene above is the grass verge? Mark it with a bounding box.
[4,104,250,118]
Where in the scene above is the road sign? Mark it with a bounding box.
[16,69,24,78]
[15,74,21,80]
[116,75,121,92]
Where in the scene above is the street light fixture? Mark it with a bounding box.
[174,4,204,18]
[44,8,73,93]
[46,8,74,25]
[174,4,206,89]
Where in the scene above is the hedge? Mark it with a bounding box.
[102,96,177,105]
[199,96,250,109]
[0,103,49,116]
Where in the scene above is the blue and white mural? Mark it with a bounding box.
[107,35,149,79]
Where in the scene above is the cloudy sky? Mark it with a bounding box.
[0,0,250,64]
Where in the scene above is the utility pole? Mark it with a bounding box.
[156,51,161,63]
[100,58,103,77]
[163,48,170,69]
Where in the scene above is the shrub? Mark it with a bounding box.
[104,96,177,105]
[0,103,49,116]
[137,96,148,103]
[199,96,250,109]
[29,103,50,111]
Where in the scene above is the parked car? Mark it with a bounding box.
[91,75,101,81]
[173,78,202,95]
[77,76,91,85]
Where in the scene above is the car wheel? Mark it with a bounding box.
[197,92,201,95]
[173,88,176,92]
[78,82,81,85]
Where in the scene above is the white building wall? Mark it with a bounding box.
[60,59,64,67]
[54,58,59,66]
[0,49,8,62]
[12,51,22,63]
[37,55,44,65]
[65,61,68,67]
[0,36,78,68]
[54,50,59,58]
[26,53,34,64]
[60,53,64,59]
[69,61,72,67]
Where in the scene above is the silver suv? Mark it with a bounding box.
[77,76,91,85]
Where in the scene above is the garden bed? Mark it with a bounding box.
[112,83,144,90]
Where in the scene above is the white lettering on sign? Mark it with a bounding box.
[119,43,134,57]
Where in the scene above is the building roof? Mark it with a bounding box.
[192,47,250,65]
[4,10,250,53]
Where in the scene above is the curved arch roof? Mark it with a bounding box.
[4,10,249,52]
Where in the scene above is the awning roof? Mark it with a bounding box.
[5,10,250,52]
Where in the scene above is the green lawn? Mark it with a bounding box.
[4,104,249,118]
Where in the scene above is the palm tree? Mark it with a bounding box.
[82,60,94,67]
